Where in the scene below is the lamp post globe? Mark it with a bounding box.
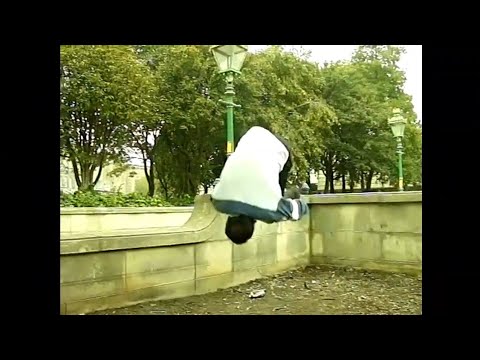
[210,45,248,156]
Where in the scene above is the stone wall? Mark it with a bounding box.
[60,195,309,314]
[60,192,421,314]
[308,192,421,273]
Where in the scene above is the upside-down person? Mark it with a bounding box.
[211,126,308,245]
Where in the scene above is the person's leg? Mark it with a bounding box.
[274,134,293,196]
[279,157,292,196]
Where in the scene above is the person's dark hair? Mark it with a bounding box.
[225,215,256,244]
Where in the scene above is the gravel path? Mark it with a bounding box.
[90,265,422,315]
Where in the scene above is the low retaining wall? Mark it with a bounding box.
[60,206,193,235]
[308,192,422,273]
[60,196,310,314]
[60,192,421,314]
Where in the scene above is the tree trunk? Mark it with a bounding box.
[342,174,346,193]
[360,172,366,191]
[147,159,155,197]
[306,171,311,186]
[348,170,355,192]
[329,152,336,193]
[154,160,170,201]
[142,153,156,197]
[93,164,103,188]
[323,170,329,193]
[203,184,209,194]
[329,170,335,193]
[70,157,82,190]
[75,161,97,192]
[147,179,155,197]
[159,177,169,201]
[323,153,336,194]
[366,169,374,192]
[188,178,197,197]
[325,167,332,193]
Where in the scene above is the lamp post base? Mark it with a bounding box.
[227,141,234,156]
[396,138,404,192]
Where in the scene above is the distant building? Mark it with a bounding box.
[61,157,418,195]
[60,158,145,194]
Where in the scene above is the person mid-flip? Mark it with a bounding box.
[211,126,308,245]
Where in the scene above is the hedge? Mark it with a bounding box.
[60,192,195,207]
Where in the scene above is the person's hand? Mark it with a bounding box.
[284,186,301,199]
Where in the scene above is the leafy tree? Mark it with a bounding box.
[145,45,225,199]
[232,46,335,184]
[317,45,421,192]
[60,45,155,192]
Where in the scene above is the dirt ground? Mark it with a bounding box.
[90,265,422,315]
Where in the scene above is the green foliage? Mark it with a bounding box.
[134,177,150,195]
[232,46,335,179]
[108,163,134,178]
[60,191,195,207]
[60,45,156,191]
[144,45,226,198]
[61,44,421,200]
[317,45,422,192]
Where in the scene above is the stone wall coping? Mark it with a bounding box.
[60,192,422,255]
[304,191,422,204]
[60,196,215,255]
[61,206,194,215]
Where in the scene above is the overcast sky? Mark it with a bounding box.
[248,45,422,122]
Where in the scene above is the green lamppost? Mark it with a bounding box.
[388,108,407,191]
[210,45,248,156]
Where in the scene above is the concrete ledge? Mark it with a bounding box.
[61,206,194,215]
[60,195,217,254]
[304,191,421,204]
[61,206,193,235]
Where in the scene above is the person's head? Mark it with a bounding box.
[225,215,256,244]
